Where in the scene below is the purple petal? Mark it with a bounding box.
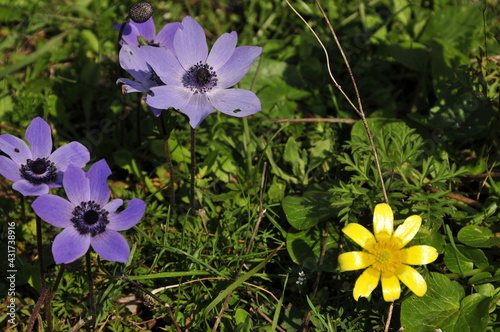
[87,159,111,206]
[149,106,163,116]
[139,46,184,86]
[174,16,208,70]
[183,93,215,128]
[107,198,146,231]
[207,31,237,71]
[63,165,90,204]
[48,141,90,171]
[32,194,73,228]
[52,227,91,264]
[12,180,49,196]
[216,46,262,89]
[209,88,261,117]
[120,23,141,46]
[104,199,123,214]
[0,156,22,182]
[0,134,32,165]
[146,85,192,111]
[155,22,181,50]
[133,18,156,42]
[117,78,150,93]
[25,117,52,159]
[91,230,130,263]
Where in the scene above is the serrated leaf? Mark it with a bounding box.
[457,225,500,248]
[401,272,490,332]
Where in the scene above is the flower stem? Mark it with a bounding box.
[86,252,96,329]
[190,127,197,211]
[35,215,46,290]
[46,265,65,332]
[163,137,176,217]
[158,112,176,217]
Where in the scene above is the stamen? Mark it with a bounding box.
[20,158,58,185]
[71,201,109,236]
[182,61,218,94]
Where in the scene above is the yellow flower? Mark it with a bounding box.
[338,203,438,302]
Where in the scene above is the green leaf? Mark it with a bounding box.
[401,272,490,332]
[420,5,482,55]
[457,225,500,248]
[286,226,339,272]
[235,308,253,332]
[388,42,428,72]
[443,244,489,274]
[282,193,332,230]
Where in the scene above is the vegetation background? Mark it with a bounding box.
[0,0,499,331]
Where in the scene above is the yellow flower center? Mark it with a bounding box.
[369,239,402,275]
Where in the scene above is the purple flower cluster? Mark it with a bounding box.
[0,118,146,264]
[116,16,262,128]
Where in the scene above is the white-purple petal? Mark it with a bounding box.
[119,45,152,83]
[0,134,32,165]
[12,180,49,196]
[183,93,215,128]
[146,85,192,111]
[117,78,150,93]
[32,194,73,228]
[216,46,262,89]
[103,199,123,214]
[139,46,184,86]
[174,16,208,70]
[48,141,90,171]
[91,230,131,263]
[155,22,181,50]
[63,165,90,205]
[0,156,22,182]
[25,117,52,159]
[107,198,146,231]
[207,31,238,71]
[52,227,91,264]
[209,88,261,117]
[87,159,111,206]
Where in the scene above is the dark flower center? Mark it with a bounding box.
[71,201,109,237]
[182,61,217,94]
[20,158,58,185]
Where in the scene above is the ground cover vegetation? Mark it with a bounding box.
[0,0,499,331]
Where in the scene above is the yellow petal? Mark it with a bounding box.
[342,223,376,249]
[395,264,427,297]
[381,273,401,302]
[338,251,375,271]
[393,215,422,248]
[373,203,394,241]
[353,267,380,301]
[401,245,438,265]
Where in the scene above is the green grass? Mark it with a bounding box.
[1,0,500,331]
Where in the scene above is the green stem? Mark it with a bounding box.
[190,127,197,211]
[36,215,46,289]
[86,252,96,330]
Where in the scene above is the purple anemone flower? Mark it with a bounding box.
[114,17,180,48]
[116,19,180,116]
[32,160,146,264]
[0,117,90,196]
[141,16,263,128]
